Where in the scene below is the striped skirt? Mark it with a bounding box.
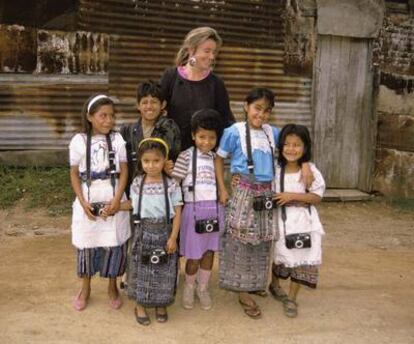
[127,218,178,307]
[272,263,319,289]
[226,177,278,245]
[77,244,127,278]
[219,232,272,292]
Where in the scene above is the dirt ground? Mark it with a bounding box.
[0,198,413,344]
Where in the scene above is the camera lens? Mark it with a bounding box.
[206,224,213,232]
[265,200,273,210]
[295,240,304,249]
[150,255,160,264]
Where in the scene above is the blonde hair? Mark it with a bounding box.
[175,27,223,67]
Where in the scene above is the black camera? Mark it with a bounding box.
[285,233,312,249]
[195,218,220,234]
[252,196,277,211]
[90,202,106,216]
[142,248,167,265]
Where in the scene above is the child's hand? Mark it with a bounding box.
[218,187,229,205]
[104,198,121,216]
[273,192,295,206]
[166,236,177,254]
[231,174,240,190]
[80,200,97,221]
[164,160,174,176]
[300,163,315,189]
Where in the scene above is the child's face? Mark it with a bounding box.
[192,128,217,153]
[244,97,272,129]
[141,149,166,177]
[282,134,305,164]
[137,95,166,123]
[189,39,218,71]
[87,104,115,135]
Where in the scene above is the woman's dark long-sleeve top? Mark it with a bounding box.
[160,67,235,151]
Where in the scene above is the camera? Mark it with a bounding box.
[195,218,220,234]
[285,233,312,249]
[142,248,167,265]
[252,196,277,211]
[90,202,106,216]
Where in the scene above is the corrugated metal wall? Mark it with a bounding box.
[80,0,312,129]
[0,0,313,151]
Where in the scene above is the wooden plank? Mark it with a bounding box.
[323,189,373,202]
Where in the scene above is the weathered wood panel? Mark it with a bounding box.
[313,35,376,191]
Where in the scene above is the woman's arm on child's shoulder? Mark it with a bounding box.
[215,156,229,205]
[166,205,182,254]
[70,165,96,220]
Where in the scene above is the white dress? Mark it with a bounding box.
[69,132,131,249]
[273,163,325,267]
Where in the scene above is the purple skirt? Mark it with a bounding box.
[180,200,225,259]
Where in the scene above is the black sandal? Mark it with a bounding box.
[134,307,150,326]
[155,307,168,323]
[283,298,298,318]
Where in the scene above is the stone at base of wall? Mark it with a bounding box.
[374,148,414,198]
[0,150,68,167]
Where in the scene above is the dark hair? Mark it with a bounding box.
[277,124,312,167]
[191,109,222,137]
[137,80,165,103]
[245,87,275,109]
[81,94,114,134]
[136,139,168,176]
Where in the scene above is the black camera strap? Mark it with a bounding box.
[245,122,275,179]
[85,132,116,202]
[135,173,171,225]
[191,146,219,222]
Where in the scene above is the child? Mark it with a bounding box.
[171,109,225,311]
[216,88,313,319]
[69,94,130,311]
[269,124,325,318]
[126,138,182,326]
[120,80,181,193]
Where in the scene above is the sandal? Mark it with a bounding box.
[283,298,298,318]
[134,307,151,326]
[238,299,262,319]
[268,284,288,302]
[155,307,168,323]
[248,290,268,297]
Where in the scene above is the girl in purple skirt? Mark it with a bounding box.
[171,109,225,311]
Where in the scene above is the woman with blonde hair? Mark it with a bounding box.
[160,27,235,151]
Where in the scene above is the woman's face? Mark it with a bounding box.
[189,39,218,71]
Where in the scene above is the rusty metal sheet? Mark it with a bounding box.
[0,75,108,150]
[78,0,284,48]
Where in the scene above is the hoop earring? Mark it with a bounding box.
[189,56,196,67]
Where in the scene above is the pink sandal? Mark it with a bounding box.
[109,295,122,310]
[73,290,88,311]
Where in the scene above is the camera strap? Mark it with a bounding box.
[135,173,171,225]
[245,122,275,179]
[191,146,219,222]
[85,132,117,202]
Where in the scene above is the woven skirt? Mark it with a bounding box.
[219,232,272,292]
[127,218,178,307]
[226,177,278,245]
[77,243,127,278]
[272,263,319,289]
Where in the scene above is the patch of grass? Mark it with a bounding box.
[0,166,74,216]
[387,197,414,212]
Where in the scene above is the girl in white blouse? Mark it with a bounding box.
[270,124,326,318]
